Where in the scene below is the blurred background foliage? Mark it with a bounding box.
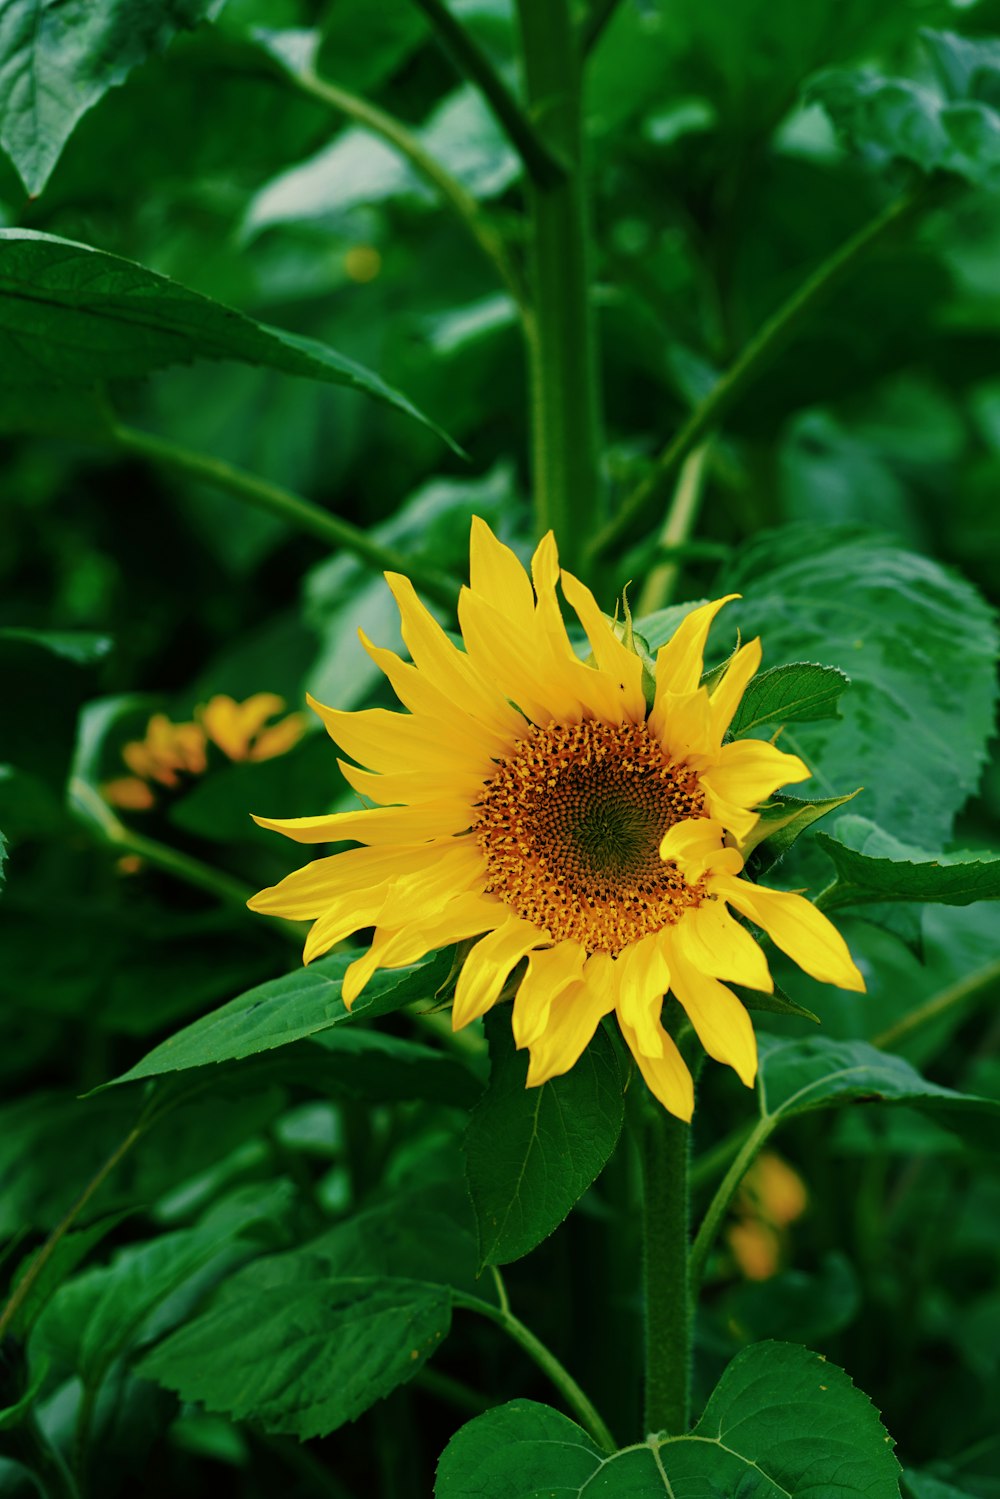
[2,0,1000,1496]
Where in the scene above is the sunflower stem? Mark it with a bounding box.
[639,1099,693,1435]
[515,0,603,573]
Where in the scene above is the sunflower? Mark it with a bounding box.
[248,520,863,1121]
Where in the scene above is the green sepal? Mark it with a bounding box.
[741,788,862,870]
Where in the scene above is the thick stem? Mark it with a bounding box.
[586,187,925,566]
[454,1292,615,1452]
[516,0,602,571]
[407,0,566,188]
[107,423,458,611]
[640,1105,692,1435]
[292,63,529,311]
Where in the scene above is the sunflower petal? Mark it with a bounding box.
[654,595,740,697]
[660,818,744,882]
[666,942,758,1087]
[700,737,810,807]
[342,891,500,1005]
[613,935,669,1058]
[452,918,541,1030]
[707,637,762,742]
[672,896,773,992]
[524,951,616,1087]
[469,515,535,630]
[560,569,646,722]
[251,802,472,845]
[511,941,587,1049]
[617,1014,694,1121]
[715,876,866,992]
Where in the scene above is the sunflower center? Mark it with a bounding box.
[473,718,707,955]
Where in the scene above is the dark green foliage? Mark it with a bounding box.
[435,1342,901,1496]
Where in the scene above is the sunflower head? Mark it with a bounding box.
[249,519,863,1122]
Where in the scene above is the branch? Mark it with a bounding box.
[291,61,530,312]
[585,187,925,566]
[407,0,566,188]
[108,422,460,611]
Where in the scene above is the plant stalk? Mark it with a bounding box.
[639,1104,692,1435]
[634,442,712,615]
[586,187,925,566]
[291,62,530,312]
[407,0,566,187]
[872,957,1000,1052]
[454,1292,615,1452]
[515,0,602,572]
[107,423,459,610]
[688,1117,773,1303]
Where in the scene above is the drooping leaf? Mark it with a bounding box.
[435,1342,901,1496]
[730,982,819,1025]
[815,816,1000,911]
[730,662,851,734]
[757,1035,1000,1149]
[7,1209,134,1340]
[0,230,458,448]
[0,0,225,196]
[464,1014,625,1268]
[139,1272,451,1439]
[904,1471,981,1499]
[102,949,453,1086]
[722,528,999,845]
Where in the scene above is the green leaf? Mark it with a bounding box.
[723,528,999,845]
[139,1273,451,1439]
[808,33,1000,191]
[464,1013,625,1268]
[730,662,851,734]
[816,816,1000,912]
[0,628,111,795]
[102,949,453,1086]
[757,1035,1000,1149]
[435,1342,901,1496]
[740,789,861,867]
[730,982,819,1026]
[0,230,458,449]
[0,0,224,196]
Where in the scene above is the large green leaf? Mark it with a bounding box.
[722,528,998,844]
[0,0,223,196]
[0,230,457,447]
[815,816,1000,911]
[464,1014,625,1268]
[757,1035,1000,1149]
[103,949,452,1085]
[435,1342,901,1496]
[139,1271,451,1439]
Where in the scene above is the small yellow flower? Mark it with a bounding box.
[728,1151,808,1280]
[101,776,157,811]
[249,521,864,1121]
[121,714,207,789]
[198,693,308,764]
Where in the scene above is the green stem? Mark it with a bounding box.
[0,1114,150,1344]
[406,0,565,187]
[580,0,624,56]
[107,422,458,611]
[872,957,1000,1052]
[634,442,712,615]
[639,1105,692,1435]
[688,1116,773,1303]
[586,186,925,565]
[454,1292,615,1452]
[516,0,602,570]
[690,1119,755,1192]
[290,62,529,312]
[69,778,256,910]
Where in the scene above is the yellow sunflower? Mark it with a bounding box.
[248,520,863,1121]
